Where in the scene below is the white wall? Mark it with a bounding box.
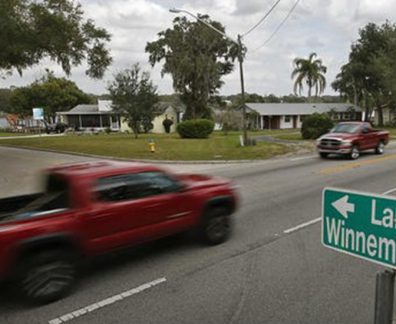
[280,115,294,129]
[151,106,177,134]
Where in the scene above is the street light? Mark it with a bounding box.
[169,8,248,146]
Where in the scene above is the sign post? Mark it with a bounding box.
[322,187,396,324]
[32,108,44,136]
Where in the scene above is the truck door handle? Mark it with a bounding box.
[143,203,161,209]
[91,212,112,219]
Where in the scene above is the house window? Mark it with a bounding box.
[284,115,291,123]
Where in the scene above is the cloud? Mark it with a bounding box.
[2,0,396,98]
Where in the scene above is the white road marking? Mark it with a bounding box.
[289,155,316,162]
[283,188,396,235]
[283,217,321,234]
[383,187,396,195]
[48,278,166,324]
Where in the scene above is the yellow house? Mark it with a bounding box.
[151,103,180,133]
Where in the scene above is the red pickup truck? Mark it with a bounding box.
[0,161,238,303]
[316,121,389,159]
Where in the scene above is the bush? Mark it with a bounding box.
[162,118,174,134]
[301,113,334,139]
[177,119,215,139]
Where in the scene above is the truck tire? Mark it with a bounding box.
[350,145,360,160]
[200,207,231,245]
[319,152,328,159]
[375,141,385,154]
[16,249,78,304]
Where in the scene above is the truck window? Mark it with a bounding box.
[139,172,182,194]
[95,174,144,202]
[95,172,181,202]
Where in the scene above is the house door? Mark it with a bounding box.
[270,117,280,130]
[293,116,298,128]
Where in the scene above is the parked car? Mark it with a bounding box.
[316,121,389,159]
[0,161,238,303]
[45,122,68,134]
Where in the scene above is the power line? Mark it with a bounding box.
[252,0,300,52]
[242,0,281,38]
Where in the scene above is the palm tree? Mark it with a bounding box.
[291,53,327,101]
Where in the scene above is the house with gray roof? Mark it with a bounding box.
[245,103,362,130]
[57,100,121,131]
[57,100,184,133]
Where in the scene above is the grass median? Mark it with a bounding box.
[0,132,293,161]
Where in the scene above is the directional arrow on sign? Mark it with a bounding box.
[331,195,355,219]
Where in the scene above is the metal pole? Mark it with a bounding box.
[238,34,248,146]
[374,270,395,324]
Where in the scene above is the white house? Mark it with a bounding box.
[58,100,183,133]
[245,103,362,130]
[57,100,121,131]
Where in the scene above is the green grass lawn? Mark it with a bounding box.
[384,127,396,138]
[0,132,293,160]
[0,132,33,137]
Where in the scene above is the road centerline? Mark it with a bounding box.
[48,277,167,324]
[318,154,396,175]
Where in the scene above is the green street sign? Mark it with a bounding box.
[322,187,396,269]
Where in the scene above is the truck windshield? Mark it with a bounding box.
[330,124,361,134]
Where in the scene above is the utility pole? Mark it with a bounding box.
[238,34,248,146]
[170,8,250,145]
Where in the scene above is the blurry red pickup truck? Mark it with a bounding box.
[316,121,389,159]
[0,161,238,303]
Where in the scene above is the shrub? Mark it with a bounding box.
[177,119,215,139]
[162,118,174,133]
[105,127,111,134]
[301,113,334,139]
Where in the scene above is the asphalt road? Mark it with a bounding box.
[1,144,396,324]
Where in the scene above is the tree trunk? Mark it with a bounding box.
[377,105,384,126]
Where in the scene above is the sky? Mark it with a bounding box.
[2,0,396,97]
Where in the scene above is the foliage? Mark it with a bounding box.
[10,71,92,119]
[301,113,334,139]
[332,22,396,126]
[141,117,154,134]
[291,53,327,99]
[215,107,241,134]
[146,15,239,120]
[108,64,158,139]
[162,117,174,133]
[0,0,112,78]
[177,119,214,138]
[0,88,12,112]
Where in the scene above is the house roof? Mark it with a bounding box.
[57,104,115,115]
[245,103,361,116]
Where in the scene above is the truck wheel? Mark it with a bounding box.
[319,152,328,159]
[17,249,78,304]
[200,207,231,245]
[350,145,359,160]
[375,141,385,154]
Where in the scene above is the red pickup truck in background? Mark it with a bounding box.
[0,161,238,304]
[316,121,389,159]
